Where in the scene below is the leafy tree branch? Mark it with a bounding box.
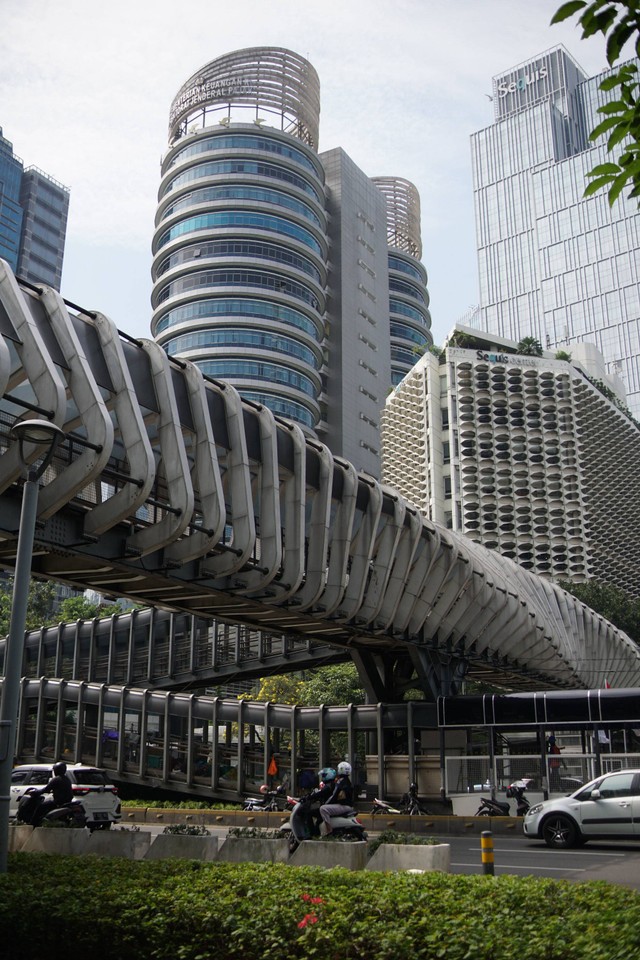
[552,0,640,204]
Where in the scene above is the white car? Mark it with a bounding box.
[523,768,640,848]
[10,763,122,830]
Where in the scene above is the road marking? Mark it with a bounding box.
[466,847,627,858]
[452,861,586,872]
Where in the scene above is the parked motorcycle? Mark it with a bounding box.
[372,782,432,816]
[371,796,403,815]
[476,779,531,817]
[17,788,88,828]
[401,782,432,815]
[475,794,511,816]
[280,793,367,851]
[505,779,531,817]
[243,784,287,812]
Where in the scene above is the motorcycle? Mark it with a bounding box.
[17,788,88,828]
[280,793,367,851]
[371,796,403,815]
[476,779,531,817]
[475,794,511,816]
[505,779,531,817]
[401,782,432,815]
[372,782,432,816]
[243,784,287,812]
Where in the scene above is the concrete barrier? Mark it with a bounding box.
[217,837,290,863]
[9,824,33,852]
[85,829,151,859]
[366,842,451,873]
[22,827,92,856]
[145,834,219,861]
[289,841,368,871]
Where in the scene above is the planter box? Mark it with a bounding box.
[217,837,290,863]
[289,840,368,871]
[145,835,219,861]
[366,842,451,873]
[86,830,151,860]
[22,827,91,857]
[9,824,33,852]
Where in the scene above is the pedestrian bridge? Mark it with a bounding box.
[1,259,639,703]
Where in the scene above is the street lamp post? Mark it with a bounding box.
[0,418,63,873]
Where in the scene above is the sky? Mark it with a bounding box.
[0,0,618,346]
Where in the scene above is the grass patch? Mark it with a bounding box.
[2,854,640,960]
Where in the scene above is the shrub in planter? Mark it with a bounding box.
[227,826,282,839]
[162,824,211,836]
[367,829,439,857]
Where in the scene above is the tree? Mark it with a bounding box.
[446,330,476,349]
[516,336,544,356]
[300,663,365,706]
[0,577,57,635]
[57,595,121,622]
[555,350,572,361]
[558,579,640,645]
[252,663,365,707]
[552,1,640,204]
[251,673,306,705]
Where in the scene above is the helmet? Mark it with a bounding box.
[337,761,352,776]
[52,762,67,777]
[259,784,270,794]
[318,767,336,783]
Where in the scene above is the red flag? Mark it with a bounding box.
[604,679,611,689]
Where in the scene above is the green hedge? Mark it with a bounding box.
[2,854,640,960]
[121,798,242,810]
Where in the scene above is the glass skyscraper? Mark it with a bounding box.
[0,127,69,290]
[0,128,24,273]
[470,46,640,416]
[152,47,431,477]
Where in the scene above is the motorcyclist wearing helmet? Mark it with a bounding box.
[296,767,336,838]
[32,761,73,825]
[319,760,354,835]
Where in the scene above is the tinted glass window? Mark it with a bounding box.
[28,771,51,785]
[73,769,109,786]
[10,771,29,784]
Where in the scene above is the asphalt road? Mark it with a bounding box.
[446,833,640,888]
[135,823,640,889]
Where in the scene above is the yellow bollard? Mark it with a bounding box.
[481,830,495,876]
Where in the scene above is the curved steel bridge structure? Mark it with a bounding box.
[0,259,639,703]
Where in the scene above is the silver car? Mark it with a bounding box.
[523,768,640,848]
[10,763,122,829]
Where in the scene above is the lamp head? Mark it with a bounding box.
[10,418,64,480]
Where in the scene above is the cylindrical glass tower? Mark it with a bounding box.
[372,177,432,386]
[152,48,327,431]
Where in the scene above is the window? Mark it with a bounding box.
[595,772,638,799]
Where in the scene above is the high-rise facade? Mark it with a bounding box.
[380,326,640,598]
[151,47,431,477]
[470,47,640,416]
[0,127,69,290]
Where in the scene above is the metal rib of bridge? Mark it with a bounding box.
[0,259,639,698]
